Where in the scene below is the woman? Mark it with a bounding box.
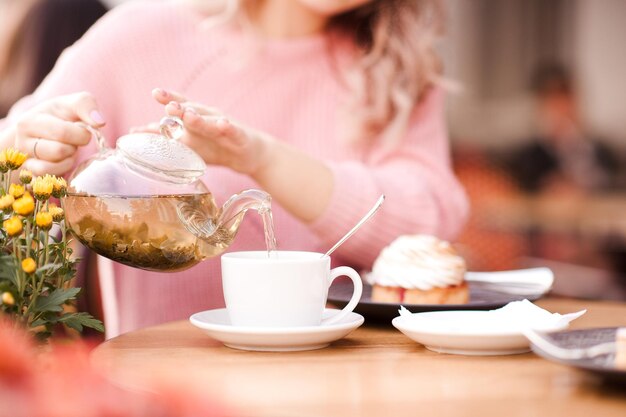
[0,0,468,336]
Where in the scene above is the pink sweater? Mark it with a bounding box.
[2,1,468,335]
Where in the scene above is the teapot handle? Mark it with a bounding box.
[160,116,184,141]
[77,123,108,153]
[77,116,183,153]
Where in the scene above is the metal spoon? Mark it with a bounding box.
[323,195,385,258]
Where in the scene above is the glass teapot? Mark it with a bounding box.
[63,117,274,272]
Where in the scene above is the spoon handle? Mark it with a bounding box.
[323,195,385,258]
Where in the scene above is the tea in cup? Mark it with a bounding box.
[221,251,363,327]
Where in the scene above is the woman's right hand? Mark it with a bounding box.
[9,92,105,176]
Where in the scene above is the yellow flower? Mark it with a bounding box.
[2,148,28,170]
[9,183,25,199]
[3,216,23,237]
[0,194,14,212]
[32,175,55,201]
[36,211,53,230]
[12,194,34,216]
[49,206,65,222]
[21,258,36,274]
[52,177,67,198]
[1,292,15,306]
[19,169,33,185]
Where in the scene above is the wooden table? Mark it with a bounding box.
[91,298,626,417]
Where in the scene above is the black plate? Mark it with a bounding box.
[530,327,626,386]
[327,280,543,323]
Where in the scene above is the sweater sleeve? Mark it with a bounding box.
[309,88,469,268]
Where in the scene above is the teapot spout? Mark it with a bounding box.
[176,189,275,255]
[218,189,273,237]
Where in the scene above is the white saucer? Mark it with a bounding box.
[392,310,570,356]
[189,308,364,352]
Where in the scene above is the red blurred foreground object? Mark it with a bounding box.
[0,318,234,417]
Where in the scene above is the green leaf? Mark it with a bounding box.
[59,312,104,333]
[33,287,81,313]
[35,263,64,277]
[34,331,52,342]
[31,312,60,327]
[30,318,48,327]
[36,263,63,273]
[0,255,18,288]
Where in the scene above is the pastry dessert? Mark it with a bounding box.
[369,235,469,304]
[616,327,626,370]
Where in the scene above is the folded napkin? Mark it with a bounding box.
[398,300,586,333]
[465,267,554,295]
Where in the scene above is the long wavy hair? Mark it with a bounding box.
[189,0,445,146]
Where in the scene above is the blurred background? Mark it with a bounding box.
[442,0,626,301]
[1,0,625,301]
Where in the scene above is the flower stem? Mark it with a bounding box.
[24,221,32,258]
[12,239,22,294]
[2,170,10,195]
[61,198,67,260]
[43,230,49,266]
[28,234,49,325]
[58,223,68,288]
[12,238,28,325]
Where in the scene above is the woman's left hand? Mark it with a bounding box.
[134,88,334,223]
[146,88,274,175]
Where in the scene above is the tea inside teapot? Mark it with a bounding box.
[63,117,276,272]
[65,193,226,271]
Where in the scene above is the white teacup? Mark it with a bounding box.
[221,251,363,327]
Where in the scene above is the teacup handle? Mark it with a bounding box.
[322,266,363,325]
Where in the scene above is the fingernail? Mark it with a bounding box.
[156,88,169,98]
[216,117,229,129]
[168,101,181,110]
[90,110,105,125]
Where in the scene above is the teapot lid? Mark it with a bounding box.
[117,117,205,182]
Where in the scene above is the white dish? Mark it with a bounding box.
[189,308,364,352]
[365,267,554,296]
[392,310,571,356]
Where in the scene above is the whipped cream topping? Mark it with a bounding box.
[369,235,466,290]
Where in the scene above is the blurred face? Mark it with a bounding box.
[295,0,373,16]
[538,92,579,139]
[245,0,375,36]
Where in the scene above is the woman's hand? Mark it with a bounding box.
[7,92,104,175]
[150,88,273,176]
[146,88,333,223]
